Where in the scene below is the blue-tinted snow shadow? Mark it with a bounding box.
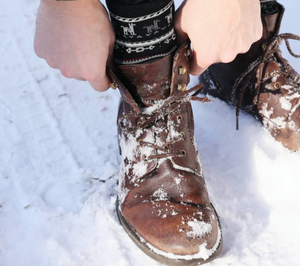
[192,95,271,260]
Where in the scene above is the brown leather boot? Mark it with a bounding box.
[200,2,300,151]
[107,43,222,265]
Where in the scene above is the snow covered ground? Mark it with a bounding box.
[1,0,300,265]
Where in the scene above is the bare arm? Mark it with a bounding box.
[175,0,262,75]
[34,0,115,91]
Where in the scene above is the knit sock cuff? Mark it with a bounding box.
[106,0,177,64]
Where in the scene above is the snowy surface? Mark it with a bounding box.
[1,0,300,265]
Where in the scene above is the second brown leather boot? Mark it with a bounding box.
[108,43,223,265]
[200,1,300,151]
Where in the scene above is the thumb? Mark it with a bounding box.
[88,71,111,92]
[175,1,206,76]
[89,46,115,92]
[189,49,207,76]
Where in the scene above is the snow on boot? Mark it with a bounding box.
[107,43,223,265]
[200,2,300,151]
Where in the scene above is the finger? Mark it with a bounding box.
[217,30,240,63]
[88,74,111,92]
[189,50,207,76]
[61,69,75,79]
[75,77,86,81]
[106,43,115,71]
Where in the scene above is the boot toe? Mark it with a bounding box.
[275,128,300,151]
[121,200,221,260]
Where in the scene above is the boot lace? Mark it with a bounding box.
[232,33,300,130]
[118,84,210,161]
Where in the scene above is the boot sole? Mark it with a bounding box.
[116,200,223,266]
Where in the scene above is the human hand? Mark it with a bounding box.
[175,0,262,75]
[34,0,115,91]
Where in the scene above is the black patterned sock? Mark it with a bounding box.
[106,0,177,64]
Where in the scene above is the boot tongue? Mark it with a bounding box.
[118,55,173,107]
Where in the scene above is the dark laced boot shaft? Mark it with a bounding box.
[200,1,300,151]
[107,43,222,265]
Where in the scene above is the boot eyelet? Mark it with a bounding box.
[142,155,148,161]
[180,132,185,139]
[274,82,281,89]
[180,150,186,156]
[110,82,117,90]
[119,117,128,130]
[177,115,183,123]
[138,139,143,145]
[178,66,187,75]
[177,84,187,92]
[137,121,142,126]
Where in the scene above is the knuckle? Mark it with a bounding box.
[256,27,263,41]
[88,74,110,92]
[96,86,110,92]
[197,62,210,72]
[90,82,110,92]
[220,52,236,64]
[61,69,74,79]
[33,41,42,58]
[83,68,105,83]
[82,72,98,81]
[241,43,252,54]
[47,60,57,69]
[195,56,212,71]
[34,47,42,58]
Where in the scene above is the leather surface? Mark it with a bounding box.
[206,4,284,103]
[201,3,300,151]
[108,43,220,256]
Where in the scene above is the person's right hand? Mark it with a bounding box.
[34,0,115,92]
[175,0,262,75]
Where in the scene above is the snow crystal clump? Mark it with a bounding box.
[260,103,273,119]
[144,222,222,261]
[119,128,154,182]
[186,220,212,239]
[279,97,292,111]
[174,177,182,185]
[142,100,165,115]
[271,116,286,129]
[288,120,297,131]
[153,188,169,201]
